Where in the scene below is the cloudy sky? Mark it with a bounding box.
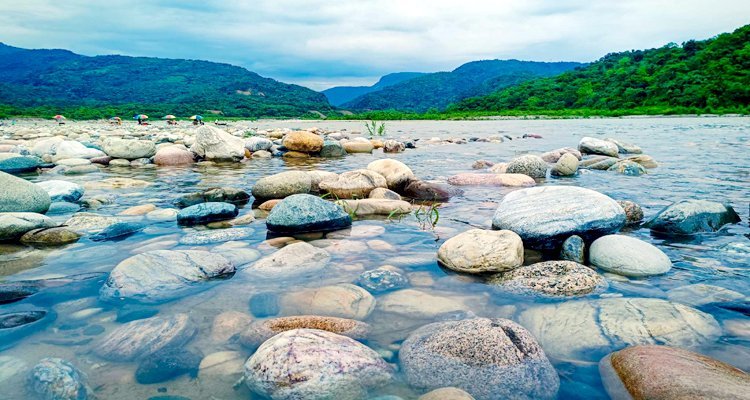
[1,0,748,90]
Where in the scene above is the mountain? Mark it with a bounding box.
[0,43,333,119]
[322,72,426,106]
[340,60,583,112]
[452,25,750,114]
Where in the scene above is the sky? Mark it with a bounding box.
[0,0,748,91]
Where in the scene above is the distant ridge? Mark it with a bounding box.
[322,72,427,106]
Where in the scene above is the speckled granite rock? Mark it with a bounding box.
[239,315,370,349]
[437,229,524,274]
[489,260,607,297]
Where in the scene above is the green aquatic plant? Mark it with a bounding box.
[414,202,440,230]
[365,120,387,136]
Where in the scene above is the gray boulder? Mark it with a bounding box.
[645,200,741,235]
[251,171,312,199]
[489,260,607,297]
[244,137,274,152]
[190,126,245,161]
[506,155,548,179]
[492,186,625,249]
[94,313,195,361]
[320,140,347,157]
[102,138,156,160]
[266,194,351,233]
[0,154,42,173]
[0,171,51,213]
[100,250,235,303]
[176,202,238,225]
[589,234,672,277]
[579,137,619,157]
[0,213,56,241]
[36,180,84,203]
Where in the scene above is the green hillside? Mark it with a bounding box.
[0,43,333,119]
[452,25,750,114]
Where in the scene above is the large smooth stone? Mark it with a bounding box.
[135,347,202,384]
[283,131,324,152]
[606,138,642,154]
[320,140,347,157]
[0,171,51,213]
[266,194,351,233]
[579,137,620,157]
[100,250,234,303]
[447,173,536,187]
[89,221,145,241]
[29,358,92,400]
[376,289,477,319]
[356,267,409,293]
[491,186,626,250]
[36,180,84,203]
[94,313,195,361]
[489,260,607,297]
[251,171,312,199]
[666,283,746,306]
[589,234,672,277]
[600,345,750,400]
[209,310,252,343]
[342,140,374,153]
[644,200,741,235]
[247,241,330,278]
[541,147,582,163]
[505,155,548,179]
[551,153,579,176]
[335,199,412,216]
[244,329,393,400]
[154,145,194,165]
[175,187,250,208]
[318,170,387,199]
[399,318,560,400]
[403,180,462,201]
[279,284,376,320]
[20,227,81,245]
[245,137,274,152]
[0,213,56,241]
[239,316,370,349]
[437,229,523,274]
[63,212,121,233]
[367,159,416,191]
[518,298,721,361]
[176,202,238,225]
[102,138,156,160]
[190,126,245,161]
[0,153,42,173]
[49,140,106,161]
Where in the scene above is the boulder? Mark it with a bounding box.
[400,318,559,400]
[153,144,194,165]
[267,194,352,233]
[29,358,92,400]
[99,250,235,303]
[190,126,245,161]
[0,171,51,213]
[581,156,620,170]
[617,200,644,225]
[589,234,672,277]
[579,137,620,157]
[335,199,412,216]
[383,140,405,153]
[342,140,374,153]
[600,345,750,400]
[541,147,582,163]
[175,187,250,208]
[550,153,579,176]
[283,131,324,153]
[319,169,387,199]
[63,212,121,233]
[608,160,647,176]
[89,221,145,241]
[244,329,392,400]
[437,229,523,274]
[606,138,642,154]
[176,202,238,225]
[491,186,626,250]
[36,180,84,203]
[560,235,585,263]
[320,140,347,157]
[251,171,312,199]
[645,200,741,235]
[0,213,56,241]
[94,313,195,361]
[135,347,202,384]
[666,283,746,307]
[245,137,274,153]
[489,260,607,297]
[505,155,548,179]
[21,227,81,245]
[50,140,106,161]
[239,316,370,349]
[279,284,376,320]
[626,154,658,168]
[447,173,535,187]
[247,241,330,278]
[403,180,462,201]
[369,187,402,200]
[0,154,42,173]
[102,138,156,160]
[367,159,415,191]
[518,298,721,361]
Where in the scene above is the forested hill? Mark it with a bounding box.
[340,60,583,112]
[0,43,333,119]
[452,25,750,114]
[322,72,426,106]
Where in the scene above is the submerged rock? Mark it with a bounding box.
[518,298,721,361]
[100,250,234,303]
[492,186,625,250]
[239,316,371,349]
[318,169,387,199]
[400,318,560,400]
[356,267,409,293]
[36,180,84,203]
[645,200,741,235]
[247,241,330,279]
[489,260,607,297]
[560,235,585,263]
[0,213,56,241]
[0,171,51,213]
[0,154,42,173]
[135,347,202,384]
[20,227,81,245]
[320,140,347,157]
[176,202,238,225]
[589,234,672,277]
[600,345,750,400]
[266,194,351,233]
[279,284,376,320]
[244,329,392,400]
[335,199,412,216]
[447,173,535,187]
[89,221,145,241]
[403,180,462,201]
[437,229,524,274]
[251,171,312,199]
[94,313,195,361]
[608,160,647,176]
[175,187,250,208]
[29,358,92,400]
[366,159,415,191]
[63,212,121,233]
[666,283,746,306]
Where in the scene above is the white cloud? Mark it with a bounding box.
[0,0,748,90]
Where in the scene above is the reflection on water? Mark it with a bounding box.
[1,117,749,399]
